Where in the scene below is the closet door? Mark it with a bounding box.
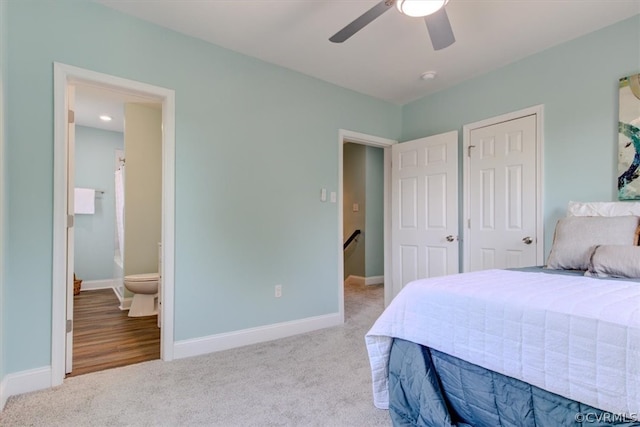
[465,113,540,271]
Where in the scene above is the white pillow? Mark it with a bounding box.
[546,215,640,270]
[567,201,640,217]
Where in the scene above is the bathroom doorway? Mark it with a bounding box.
[67,84,162,376]
[52,63,176,385]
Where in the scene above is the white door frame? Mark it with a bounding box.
[462,105,544,272]
[52,63,176,386]
[338,129,396,313]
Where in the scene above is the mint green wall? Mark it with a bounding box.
[6,0,635,378]
[402,14,640,256]
[3,0,401,373]
[365,146,384,277]
[343,143,366,278]
[74,126,123,281]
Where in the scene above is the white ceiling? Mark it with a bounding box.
[79,0,639,131]
[75,84,160,132]
[96,0,640,106]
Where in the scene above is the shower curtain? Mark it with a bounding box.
[115,167,125,260]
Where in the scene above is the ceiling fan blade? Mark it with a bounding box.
[424,7,455,50]
[330,0,393,43]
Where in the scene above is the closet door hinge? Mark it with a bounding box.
[68,109,75,124]
[66,319,73,333]
[467,145,476,157]
[67,214,74,228]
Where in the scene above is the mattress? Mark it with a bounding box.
[365,268,640,416]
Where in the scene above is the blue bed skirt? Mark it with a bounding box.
[388,338,640,427]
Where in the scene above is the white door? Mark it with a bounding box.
[466,114,538,271]
[391,131,459,297]
[66,84,76,374]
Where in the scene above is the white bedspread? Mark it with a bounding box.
[365,269,640,415]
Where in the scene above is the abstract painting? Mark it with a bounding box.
[618,73,640,200]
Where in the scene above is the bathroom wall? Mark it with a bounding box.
[74,126,124,282]
[364,146,384,278]
[343,143,366,278]
[123,103,162,277]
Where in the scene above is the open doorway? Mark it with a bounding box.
[52,63,176,386]
[337,130,396,318]
[342,143,384,286]
[67,84,162,376]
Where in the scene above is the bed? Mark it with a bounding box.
[365,202,640,426]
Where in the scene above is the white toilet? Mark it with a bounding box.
[124,272,159,317]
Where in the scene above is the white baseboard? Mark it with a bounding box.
[1,366,51,411]
[80,279,116,291]
[173,313,342,359]
[344,275,364,286]
[109,285,132,311]
[365,275,384,286]
[344,275,384,286]
[118,297,132,311]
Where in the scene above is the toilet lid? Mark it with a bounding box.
[124,272,159,282]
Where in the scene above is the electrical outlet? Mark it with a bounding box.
[275,284,282,298]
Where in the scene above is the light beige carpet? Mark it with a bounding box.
[0,281,391,426]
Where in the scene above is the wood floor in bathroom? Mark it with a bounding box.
[67,288,160,377]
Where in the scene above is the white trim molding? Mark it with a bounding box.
[364,275,384,286]
[344,275,384,286]
[78,279,116,291]
[118,297,133,311]
[344,275,364,286]
[1,366,51,411]
[174,313,342,359]
[52,62,176,386]
[0,2,6,410]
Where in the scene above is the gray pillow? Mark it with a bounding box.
[585,245,640,278]
[546,215,640,270]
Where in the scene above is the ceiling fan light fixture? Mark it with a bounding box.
[420,71,437,80]
[395,0,449,17]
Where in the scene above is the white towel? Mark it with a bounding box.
[74,188,95,214]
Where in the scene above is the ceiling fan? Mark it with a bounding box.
[329,0,455,51]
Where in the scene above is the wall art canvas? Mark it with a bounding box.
[618,73,640,200]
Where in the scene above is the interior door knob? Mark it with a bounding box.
[446,235,455,242]
[522,236,533,245]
